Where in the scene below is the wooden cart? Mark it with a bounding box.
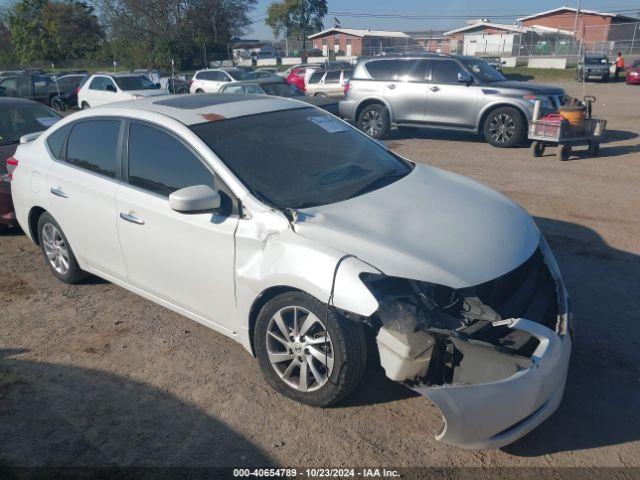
[528,117,607,161]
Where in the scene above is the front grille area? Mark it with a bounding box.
[461,248,560,332]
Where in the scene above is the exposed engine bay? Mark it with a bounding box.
[360,246,567,387]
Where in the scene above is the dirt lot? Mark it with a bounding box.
[1,79,639,473]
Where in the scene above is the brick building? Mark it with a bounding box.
[308,28,413,57]
[518,6,637,45]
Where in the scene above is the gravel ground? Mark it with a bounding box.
[1,80,639,472]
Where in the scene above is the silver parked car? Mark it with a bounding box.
[340,54,566,147]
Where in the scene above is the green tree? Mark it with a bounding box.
[42,1,104,62]
[7,0,49,64]
[0,17,18,67]
[266,0,327,56]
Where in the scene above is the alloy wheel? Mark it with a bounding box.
[488,113,516,144]
[41,223,70,275]
[361,109,384,136]
[266,306,334,392]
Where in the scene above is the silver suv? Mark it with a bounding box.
[340,54,566,147]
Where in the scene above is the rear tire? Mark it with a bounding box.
[254,291,367,407]
[81,102,90,109]
[315,92,328,99]
[37,212,87,284]
[557,144,571,161]
[196,89,204,93]
[530,141,545,157]
[357,104,390,140]
[483,107,526,148]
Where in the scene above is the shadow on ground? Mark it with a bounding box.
[504,217,640,456]
[0,349,272,470]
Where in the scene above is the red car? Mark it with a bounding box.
[626,60,640,85]
[286,65,320,93]
[0,98,61,232]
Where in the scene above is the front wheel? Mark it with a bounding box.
[357,104,390,139]
[254,291,367,407]
[483,107,526,148]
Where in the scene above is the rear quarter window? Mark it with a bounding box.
[46,124,72,159]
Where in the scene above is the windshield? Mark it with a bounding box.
[461,59,506,83]
[191,108,412,209]
[113,75,158,90]
[260,82,303,97]
[585,56,608,64]
[227,70,249,81]
[0,104,61,146]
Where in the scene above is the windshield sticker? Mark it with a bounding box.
[308,116,349,133]
[36,117,59,127]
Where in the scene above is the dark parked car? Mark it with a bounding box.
[0,98,61,231]
[0,74,58,105]
[576,53,611,82]
[50,74,88,109]
[219,77,340,115]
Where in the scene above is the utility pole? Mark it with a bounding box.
[572,0,582,56]
[300,0,307,62]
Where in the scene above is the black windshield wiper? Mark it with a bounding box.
[348,172,407,199]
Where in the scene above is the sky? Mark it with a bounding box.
[248,0,640,39]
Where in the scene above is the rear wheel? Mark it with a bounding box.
[37,212,87,284]
[357,104,390,140]
[195,89,204,93]
[483,107,525,148]
[315,92,328,99]
[254,291,367,407]
[557,144,571,161]
[81,101,90,109]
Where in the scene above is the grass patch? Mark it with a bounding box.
[503,67,575,83]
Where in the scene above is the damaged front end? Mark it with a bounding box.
[362,239,572,449]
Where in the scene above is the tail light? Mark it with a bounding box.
[6,157,18,181]
[344,81,352,95]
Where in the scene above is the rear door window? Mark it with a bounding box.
[127,122,215,197]
[66,119,121,178]
[324,71,341,83]
[431,60,466,84]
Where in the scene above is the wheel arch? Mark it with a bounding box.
[478,102,529,135]
[355,98,394,123]
[247,285,303,356]
[28,206,47,245]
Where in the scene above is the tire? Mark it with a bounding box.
[196,89,204,93]
[483,106,526,148]
[557,144,571,161]
[589,141,600,155]
[81,102,90,109]
[37,212,87,284]
[357,104,390,140]
[254,291,367,407]
[178,88,188,94]
[315,92,328,99]
[52,97,64,111]
[530,141,545,157]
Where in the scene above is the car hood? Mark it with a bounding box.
[490,81,565,95]
[124,89,164,97]
[583,64,610,71]
[293,164,540,289]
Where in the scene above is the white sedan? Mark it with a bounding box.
[77,74,165,109]
[9,94,571,450]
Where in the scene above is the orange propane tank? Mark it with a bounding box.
[559,106,586,127]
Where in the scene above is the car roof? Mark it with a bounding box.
[0,97,46,107]
[223,78,287,86]
[105,93,309,125]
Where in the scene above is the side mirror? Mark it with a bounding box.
[457,71,473,84]
[106,84,116,92]
[169,185,221,213]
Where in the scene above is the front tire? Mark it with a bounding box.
[483,107,526,148]
[254,291,367,407]
[37,212,87,284]
[357,104,390,139]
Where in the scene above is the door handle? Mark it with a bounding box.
[387,84,396,90]
[429,86,440,92]
[120,212,145,225]
[50,187,68,198]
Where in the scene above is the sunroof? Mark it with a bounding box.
[153,94,254,110]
